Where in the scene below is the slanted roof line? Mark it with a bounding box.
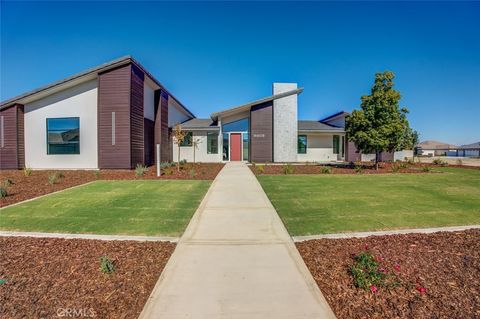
[0,56,196,118]
[210,88,304,121]
[320,111,349,123]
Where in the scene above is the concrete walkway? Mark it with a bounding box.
[139,162,336,319]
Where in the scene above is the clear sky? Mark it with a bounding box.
[1,1,479,145]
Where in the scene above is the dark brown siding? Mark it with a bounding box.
[250,101,273,162]
[345,140,361,162]
[130,64,144,167]
[154,90,170,163]
[17,105,25,168]
[144,118,155,165]
[98,64,132,169]
[0,105,20,169]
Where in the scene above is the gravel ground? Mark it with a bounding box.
[296,229,480,319]
[0,237,175,319]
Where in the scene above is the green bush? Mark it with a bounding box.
[99,256,115,274]
[349,251,400,291]
[189,169,196,178]
[163,168,173,176]
[283,164,294,175]
[0,187,7,198]
[391,164,400,172]
[23,167,32,177]
[135,164,148,177]
[257,165,265,174]
[48,173,59,185]
[93,170,100,179]
[179,159,187,165]
[2,179,14,188]
[354,165,363,174]
[432,158,448,166]
[320,166,332,174]
[422,166,432,172]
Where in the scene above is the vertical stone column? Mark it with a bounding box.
[273,83,298,162]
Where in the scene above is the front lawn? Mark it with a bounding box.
[258,168,480,235]
[0,180,210,236]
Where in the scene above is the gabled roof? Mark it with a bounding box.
[459,141,480,149]
[298,120,345,132]
[0,56,195,118]
[320,111,349,123]
[180,118,219,130]
[210,88,304,121]
[417,140,458,149]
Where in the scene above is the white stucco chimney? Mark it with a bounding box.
[273,83,298,162]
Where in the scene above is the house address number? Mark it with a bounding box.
[253,134,265,138]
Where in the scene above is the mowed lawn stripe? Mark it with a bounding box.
[0,180,211,236]
[258,168,480,236]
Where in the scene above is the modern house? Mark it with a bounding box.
[1,56,396,170]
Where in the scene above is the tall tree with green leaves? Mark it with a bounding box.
[346,71,417,169]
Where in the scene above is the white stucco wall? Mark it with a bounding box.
[394,150,414,161]
[297,134,339,162]
[172,131,222,162]
[143,82,155,121]
[24,79,98,169]
[168,98,191,127]
[273,83,298,162]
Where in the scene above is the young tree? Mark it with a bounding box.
[192,137,201,163]
[172,124,188,172]
[346,71,417,170]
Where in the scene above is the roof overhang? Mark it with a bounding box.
[210,88,304,121]
[298,129,345,134]
[320,111,350,123]
[0,56,195,119]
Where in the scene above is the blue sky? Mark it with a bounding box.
[1,1,479,145]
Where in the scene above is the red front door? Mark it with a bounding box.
[230,133,242,161]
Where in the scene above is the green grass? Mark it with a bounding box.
[258,168,480,236]
[0,180,211,236]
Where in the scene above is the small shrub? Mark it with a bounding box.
[163,168,173,176]
[99,256,115,274]
[456,159,463,165]
[57,172,65,179]
[283,164,294,175]
[407,158,415,165]
[257,165,265,174]
[189,169,196,178]
[93,170,100,179]
[354,165,363,174]
[179,159,187,165]
[391,164,400,172]
[135,164,148,177]
[0,187,7,198]
[0,278,7,285]
[23,167,32,177]
[422,166,432,172]
[320,166,332,174]
[2,179,14,188]
[432,158,448,166]
[48,173,59,185]
[398,162,408,169]
[349,251,400,292]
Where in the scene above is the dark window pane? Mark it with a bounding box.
[207,132,218,154]
[223,133,229,160]
[222,118,249,133]
[243,133,249,161]
[46,117,80,155]
[333,135,340,154]
[298,135,307,154]
[181,132,193,146]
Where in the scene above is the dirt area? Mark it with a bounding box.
[296,230,480,319]
[0,163,224,207]
[0,236,175,319]
[250,162,479,175]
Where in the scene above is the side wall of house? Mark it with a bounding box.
[172,130,222,163]
[130,64,145,167]
[24,80,98,169]
[297,133,339,162]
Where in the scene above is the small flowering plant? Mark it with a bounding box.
[349,250,401,293]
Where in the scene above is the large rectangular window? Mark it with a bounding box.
[222,133,229,160]
[298,135,307,154]
[207,132,218,154]
[243,133,249,161]
[180,132,193,146]
[333,135,340,154]
[46,117,80,155]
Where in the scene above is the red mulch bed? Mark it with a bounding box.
[296,230,480,319]
[250,162,478,175]
[0,163,224,207]
[0,237,175,319]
